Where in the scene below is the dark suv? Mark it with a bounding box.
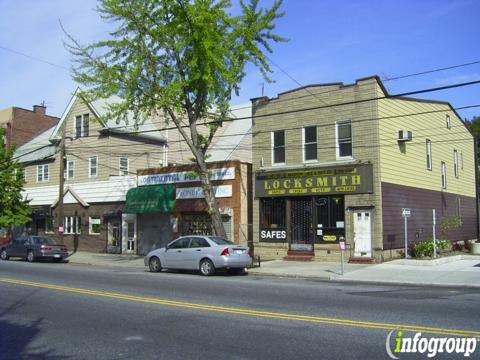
[0,236,68,263]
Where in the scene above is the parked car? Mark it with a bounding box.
[0,236,68,263]
[145,235,251,276]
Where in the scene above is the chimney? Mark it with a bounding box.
[33,104,46,115]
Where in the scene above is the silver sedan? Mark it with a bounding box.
[144,235,251,276]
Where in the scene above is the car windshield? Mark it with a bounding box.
[208,236,233,245]
[33,237,57,245]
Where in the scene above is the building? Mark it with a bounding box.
[0,104,58,148]
[251,76,476,262]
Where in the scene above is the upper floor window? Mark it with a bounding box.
[336,121,352,158]
[453,150,459,178]
[119,157,129,176]
[441,161,447,189]
[272,130,285,165]
[426,139,432,170]
[446,114,451,129]
[64,159,75,179]
[37,164,49,182]
[89,156,98,177]
[75,114,89,138]
[303,126,317,162]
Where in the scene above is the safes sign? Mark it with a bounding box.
[260,228,287,242]
[255,165,373,197]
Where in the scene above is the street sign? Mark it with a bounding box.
[402,208,411,218]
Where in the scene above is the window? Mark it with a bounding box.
[64,216,81,234]
[89,156,98,177]
[303,126,317,162]
[453,150,459,178]
[64,160,75,179]
[426,139,432,170]
[441,161,447,189]
[37,164,49,182]
[272,130,285,164]
[336,121,352,158]
[89,217,101,235]
[189,237,210,248]
[461,152,464,170]
[169,237,190,249]
[260,198,286,228]
[75,114,89,138]
[119,157,129,176]
[446,114,451,129]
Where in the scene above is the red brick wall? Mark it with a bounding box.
[10,107,59,147]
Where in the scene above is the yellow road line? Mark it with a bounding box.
[1,277,479,337]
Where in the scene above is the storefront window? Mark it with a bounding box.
[315,196,345,243]
[260,198,286,228]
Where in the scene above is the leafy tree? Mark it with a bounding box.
[65,0,286,238]
[0,129,31,232]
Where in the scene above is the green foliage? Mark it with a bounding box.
[0,129,31,229]
[412,239,450,258]
[439,216,462,240]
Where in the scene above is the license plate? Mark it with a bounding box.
[54,254,61,258]
[234,250,245,254]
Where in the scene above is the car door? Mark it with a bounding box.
[9,237,25,257]
[185,237,211,269]
[163,237,191,269]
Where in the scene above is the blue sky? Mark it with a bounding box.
[0,0,479,119]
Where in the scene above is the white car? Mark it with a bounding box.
[144,235,251,276]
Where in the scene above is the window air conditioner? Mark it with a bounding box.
[397,130,412,142]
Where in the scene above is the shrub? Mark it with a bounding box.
[412,239,450,258]
[464,240,473,252]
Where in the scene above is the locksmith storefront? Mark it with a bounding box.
[255,164,374,260]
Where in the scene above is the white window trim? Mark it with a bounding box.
[119,157,129,176]
[36,164,49,183]
[302,126,318,163]
[74,114,89,138]
[271,131,286,166]
[89,216,101,235]
[64,216,80,235]
[64,160,75,180]
[89,156,98,178]
[453,150,459,178]
[446,114,451,129]
[441,161,447,189]
[426,139,432,170]
[335,120,353,160]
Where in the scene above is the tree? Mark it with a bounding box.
[65,0,286,238]
[0,129,31,233]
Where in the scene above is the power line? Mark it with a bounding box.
[0,45,69,71]
[382,60,480,81]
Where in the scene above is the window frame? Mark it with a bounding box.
[89,216,101,235]
[336,120,353,159]
[441,161,447,189]
[302,126,317,162]
[74,113,90,138]
[64,216,81,235]
[36,164,49,183]
[89,156,98,178]
[426,139,432,170]
[453,150,459,178]
[119,157,129,176]
[446,114,451,129]
[271,130,286,165]
[64,159,75,180]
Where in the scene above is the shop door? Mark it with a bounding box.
[290,197,314,251]
[125,221,136,254]
[107,219,121,254]
[353,210,372,257]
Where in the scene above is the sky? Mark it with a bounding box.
[0,0,479,120]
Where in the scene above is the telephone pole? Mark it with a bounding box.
[57,124,66,239]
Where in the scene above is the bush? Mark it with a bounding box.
[412,239,450,258]
[464,240,473,252]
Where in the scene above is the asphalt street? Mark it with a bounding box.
[1,260,479,359]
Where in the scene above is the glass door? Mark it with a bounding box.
[126,221,136,252]
[290,197,314,251]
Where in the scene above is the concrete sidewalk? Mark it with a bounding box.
[66,251,480,288]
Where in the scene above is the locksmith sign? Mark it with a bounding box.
[255,164,373,197]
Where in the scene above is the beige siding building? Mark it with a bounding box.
[251,76,476,262]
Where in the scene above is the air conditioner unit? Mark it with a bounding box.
[397,130,412,142]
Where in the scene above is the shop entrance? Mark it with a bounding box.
[353,210,372,257]
[290,197,314,251]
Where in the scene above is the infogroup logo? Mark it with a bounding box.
[385,330,478,358]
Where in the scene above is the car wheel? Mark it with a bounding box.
[0,249,9,261]
[199,259,215,276]
[26,251,35,263]
[149,256,162,272]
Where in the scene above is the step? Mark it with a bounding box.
[348,256,375,264]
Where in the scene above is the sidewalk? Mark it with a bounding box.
[66,251,480,288]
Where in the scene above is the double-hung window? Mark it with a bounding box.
[65,216,81,234]
[89,156,98,177]
[64,160,75,179]
[441,161,447,189]
[303,126,317,162]
[453,150,459,178]
[89,217,101,235]
[272,130,285,165]
[75,114,89,138]
[37,164,49,182]
[336,121,352,158]
[426,139,432,170]
[119,157,129,176]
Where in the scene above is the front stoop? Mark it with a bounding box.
[348,256,375,264]
[284,251,315,262]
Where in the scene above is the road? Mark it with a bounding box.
[0,260,479,359]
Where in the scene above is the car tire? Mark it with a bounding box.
[149,256,162,272]
[0,249,9,261]
[199,259,215,276]
[26,251,35,263]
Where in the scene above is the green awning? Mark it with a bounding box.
[125,185,175,213]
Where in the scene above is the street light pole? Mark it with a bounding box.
[57,124,66,239]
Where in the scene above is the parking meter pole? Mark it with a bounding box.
[404,216,408,259]
[340,249,344,275]
[433,209,437,259]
